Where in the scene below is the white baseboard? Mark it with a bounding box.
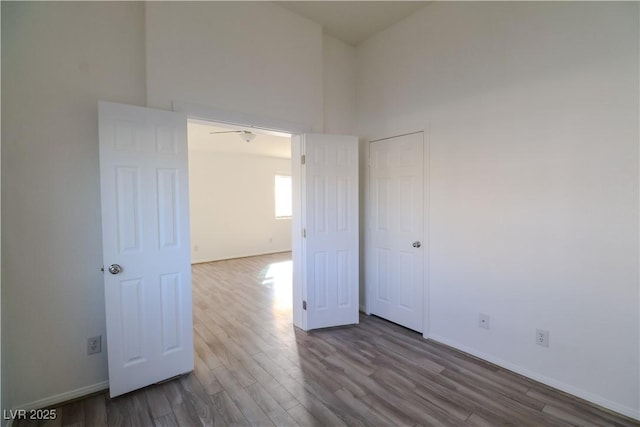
[191,249,292,265]
[14,381,109,412]
[428,334,640,421]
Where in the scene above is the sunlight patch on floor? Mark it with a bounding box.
[262,260,293,312]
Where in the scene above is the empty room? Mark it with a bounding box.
[1,1,638,426]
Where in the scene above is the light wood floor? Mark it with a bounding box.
[16,252,639,426]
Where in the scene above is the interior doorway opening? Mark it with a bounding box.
[186,118,294,313]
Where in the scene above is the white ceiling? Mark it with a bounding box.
[275,1,430,45]
[188,121,292,159]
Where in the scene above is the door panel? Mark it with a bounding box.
[302,134,359,330]
[99,101,194,397]
[369,132,424,332]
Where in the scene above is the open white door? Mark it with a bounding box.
[294,134,359,331]
[99,101,194,397]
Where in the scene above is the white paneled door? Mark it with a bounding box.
[99,101,194,397]
[368,132,424,332]
[301,134,359,330]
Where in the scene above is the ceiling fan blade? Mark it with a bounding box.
[209,130,242,134]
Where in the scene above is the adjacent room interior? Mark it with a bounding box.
[187,120,293,264]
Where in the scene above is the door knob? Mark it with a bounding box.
[108,264,122,275]
[412,241,421,248]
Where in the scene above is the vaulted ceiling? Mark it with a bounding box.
[275,1,430,45]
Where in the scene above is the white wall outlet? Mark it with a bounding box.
[193,245,199,252]
[478,313,490,329]
[536,329,549,347]
[87,335,102,355]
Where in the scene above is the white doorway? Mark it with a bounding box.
[185,119,360,331]
[186,120,293,265]
[367,132,426,332]
[99,101,361,397]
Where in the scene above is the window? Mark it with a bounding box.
[275,175,292,219]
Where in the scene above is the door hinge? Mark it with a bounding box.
[303,300,307,310]
[302,228,306,238]
[301,154,306,165]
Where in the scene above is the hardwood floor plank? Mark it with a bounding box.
[211,366,274,427]
[41,414,63,427]
[105,395,132,427]
[83,393,107,427]
[286,404,323,427]
[542,404,609,427]
[125,390,154,427]
[527,388,640,427]
[333,388,396,426]
[157,381,203,427]
[179,374,226,427]
[244,382,298,426]
[193,353,224,396]
[18,252,637,427]
[153,413,180,427]
[145,386,173,420]
[210,390,249,426]
[193,329,224,371]
[465,413,502,427]
[60,400,84,427]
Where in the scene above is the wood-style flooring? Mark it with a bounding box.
[15,252,639,426]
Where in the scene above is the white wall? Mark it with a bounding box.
[358,2,639,418]
[323,34,357,135]
[189,151,292,263]
[145,2,324,132]
[1,2,146,409]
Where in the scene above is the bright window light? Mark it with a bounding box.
[275,175,292,219]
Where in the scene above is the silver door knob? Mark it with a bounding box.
[412,241,421,248]
[108,264,122,275]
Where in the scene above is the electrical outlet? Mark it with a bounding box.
[536,329,549,347]
[478,313,490,329]
[193,245,199,252]
[87,336,102,355]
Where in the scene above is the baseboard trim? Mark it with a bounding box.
[191,249,292,265]
[428,334,640,421]
[14,381,109,413]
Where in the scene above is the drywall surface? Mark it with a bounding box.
[146,2,324,132]
[1,1,146,408]
[189,150,292,263]
[323,34,357,135]
[358,2,639,418]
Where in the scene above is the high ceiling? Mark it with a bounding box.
[275,1,430,45]
[188,121,292,159]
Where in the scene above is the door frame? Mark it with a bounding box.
[364,129,430,338]
[172,102,311,329]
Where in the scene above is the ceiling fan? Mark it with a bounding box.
[209,130,256,143]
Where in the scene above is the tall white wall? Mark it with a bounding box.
[323,34,357,135]
[145,2,324,132]
[1,2,146,409]
[189,151,292,263]
[357,2,639,418]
